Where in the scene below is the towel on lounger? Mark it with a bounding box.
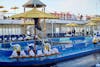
[20,50,27,57]
[10,50,18,58]
[29,50,35,57]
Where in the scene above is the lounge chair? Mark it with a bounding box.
[12,37,17,41]
[24,36,32,40]
[18,37,24,41]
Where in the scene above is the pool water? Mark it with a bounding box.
[53,53,100,67]
[0,36,99,66]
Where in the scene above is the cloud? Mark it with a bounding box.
[44,0,99,15]
[0,0,100,15]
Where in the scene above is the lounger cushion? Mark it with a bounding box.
[18,37,23,40]
[12,37,17,41]
[24,36,31,40]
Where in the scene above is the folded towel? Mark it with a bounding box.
[52,48,59,53]
[10,50,18,58]
[29,50,35,57]
[49,49,55,54]
[37,50,44,56]
[20,50,27,57]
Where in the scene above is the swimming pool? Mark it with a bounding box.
[0,36,99,66]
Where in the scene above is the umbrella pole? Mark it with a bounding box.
[11,23,13,41]
[8,25,11,42]
[2,24,3,43]
[41,7,46,47]
[52,21,53,37]
[71,27,73,36]
[23,19,26,40]
[4,24,6,43]
[43,7,46,38]
[93,26,94,36]
[33,18,37,55]
[2,24,4,43]
[15,24,16,35]
[24,7,26,13]
[34,26,36,55]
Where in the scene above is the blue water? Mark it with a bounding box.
[53,53,100,67]
[0,36,99,66]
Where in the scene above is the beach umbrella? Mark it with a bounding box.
[66,23,79,27]
[91,17,100,22]
[86,22,97,36]
[91,17,100,32]
[10,8,58,19]
[0,6,4,8]
[23,0,46,8]
[66,23,79,36]
[11,6,19,14]
[11,6,19,10]
[0,10,8,13]
[91,17,100,26]
[86,22,97,26]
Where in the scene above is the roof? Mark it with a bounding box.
[23,0,46,8]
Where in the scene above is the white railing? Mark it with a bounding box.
[0,19,22,24]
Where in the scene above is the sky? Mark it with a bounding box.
[0,0,100,15]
